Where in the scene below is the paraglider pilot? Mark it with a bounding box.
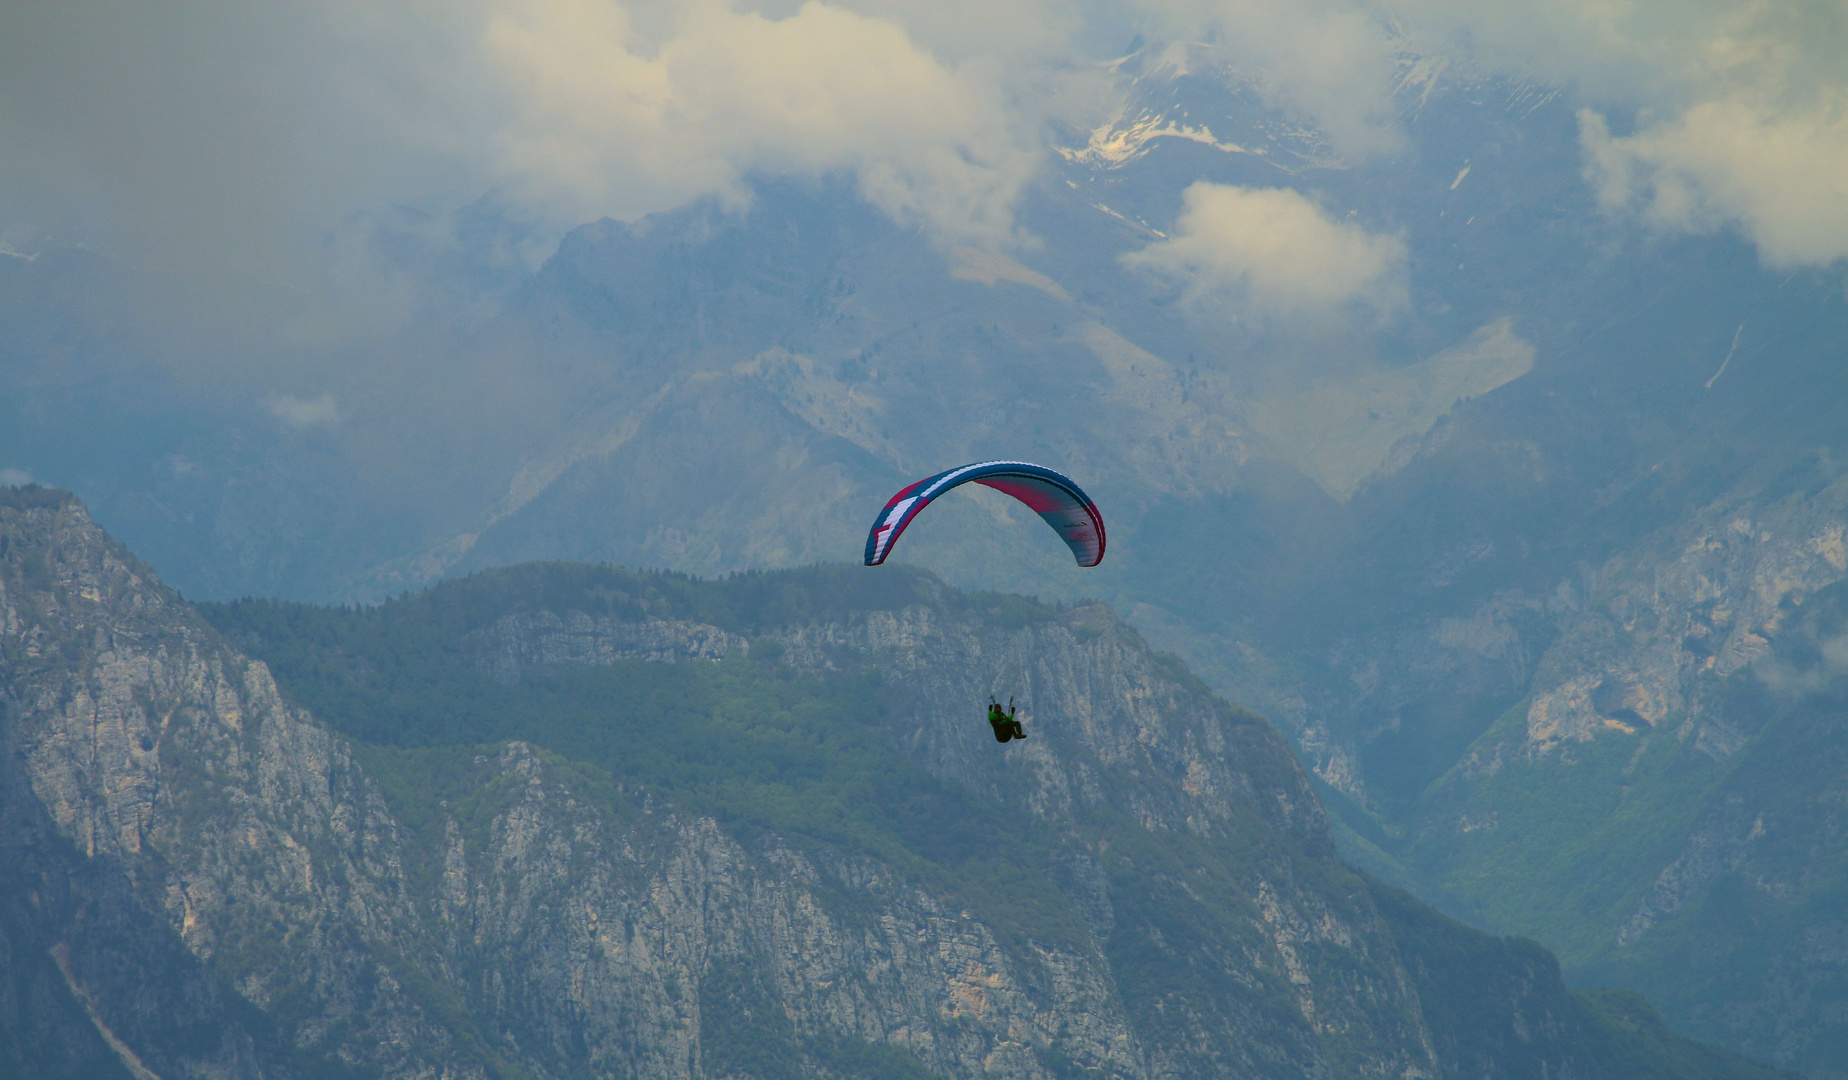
[988,696,1026,742]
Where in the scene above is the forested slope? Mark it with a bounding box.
[0,486,1786,1078]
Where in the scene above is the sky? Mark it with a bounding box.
[0,0,1844,510]
[1,0,1844,601]
[3,0,1844,301]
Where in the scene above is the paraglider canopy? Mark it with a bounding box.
[863,460,1105,567]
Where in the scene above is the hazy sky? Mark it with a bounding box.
[3,0,1844,601]
[2,0,1843,295]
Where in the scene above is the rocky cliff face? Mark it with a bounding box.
[0,488,1776,1079]
[1135,421,1847,1077]
[0,485,481,1078]
[1349,463,1848,1076]
[1513,469,1848,761]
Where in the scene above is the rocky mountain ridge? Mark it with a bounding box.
[1,487,1783,1078]
[5,33,1846,1080]
[1221,423,1848,1076]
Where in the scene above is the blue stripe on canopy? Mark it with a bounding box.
[863,461,1105,567]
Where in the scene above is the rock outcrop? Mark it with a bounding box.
[0,488,1778,1079]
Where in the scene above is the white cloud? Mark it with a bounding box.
[483,0,1040,249]
[0,467,34,486]
[1757,632,1848,695]
[5,0,1843,309]
[1403,0,1848,268]
[0,0,1048,299]
[1123,181,1407,320]
[1581,99,1848,269]
[266,393,340,429]
[473,0,1848,267]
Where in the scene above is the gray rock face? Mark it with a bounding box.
[1307,466,1848,1075]
[0,490,1774,1079]
[0,488,469,1079]
[468,610,748,683]
[769,601,1325,845]
[432,742,1143,1080]
[1519,473,1848,759]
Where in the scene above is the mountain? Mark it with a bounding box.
[1366,449,1848,1077]
[363,58,1848,1074]
[5,42,1848,1077]
[0,485,1786,1079]
[0,47,1591,606]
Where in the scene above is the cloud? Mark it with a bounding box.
[266,393,341,429]
[0,3,495,289]
[0,0,1047,285]
[4,0,1842,324]
[1756,632,1848,695]
[1402,0,1848,268]
[483,0,1040,249]
[1581,99,1848,269]
[1122,181,1407,321]
[0,468,33,487]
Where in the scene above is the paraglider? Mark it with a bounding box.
[864,460,1103,748]
[988,696,1025,742]
[862,460,1105,568]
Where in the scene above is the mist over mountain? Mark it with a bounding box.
[5,3,1848,1076]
